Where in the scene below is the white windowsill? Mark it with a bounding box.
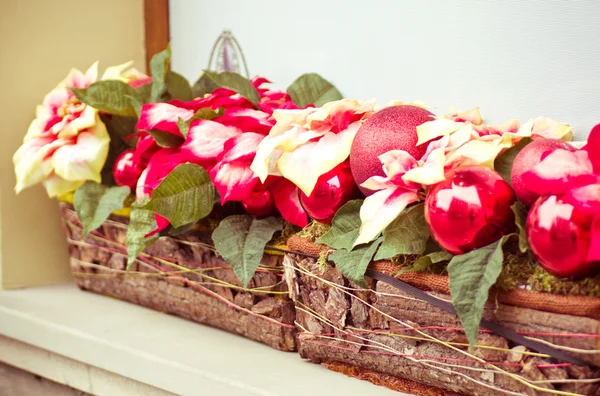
[0,284,403,396]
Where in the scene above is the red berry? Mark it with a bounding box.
[242,189,277,218]
[425,165,516,255]
[527,184,600,278]
[300,162,360,224]
[113,149,145,190]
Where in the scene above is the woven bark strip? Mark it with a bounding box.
[60,203,296,352]
[285,253,600,395]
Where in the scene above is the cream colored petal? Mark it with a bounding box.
[402,148,447,186]
[379,150,418,178]
[360,175,394,192]
[51,120,110,183]
[417,119,461,146]
[43,174,84,198]
[445,140,504,169]
[85,61,99,83]
[354,189,419,246]
[457,107,483,125]
[13,137,63,194]
[101,61,134,80]
[57,106,99,138]
[278,123,359,196]
[532,116,573,141]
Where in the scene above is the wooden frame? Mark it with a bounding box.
[144,0,170,72]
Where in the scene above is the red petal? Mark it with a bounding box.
[213,108,273,134]
[145,214,170,237]
[271,178,309,227]
[136,103,193,136]
[586,124,600,174]
[588,212,600,265]
[220,132,264,163]
[210,161,259,204]
[180,119,241,166]
[251,76,271,88]
[521,149,597,198]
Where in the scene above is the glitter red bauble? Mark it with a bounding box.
[242,189,277,218]
[526,184,600,278]
[510,138,576,206]
[299,162,360,224]
[113,149,145,190]
[424,165,516,255]
[350,105,434,196]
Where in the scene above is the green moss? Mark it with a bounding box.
[528,267,600,297]
[296,221,331,240]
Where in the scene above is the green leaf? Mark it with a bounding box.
[212,215,283,287]
[329,237,383,284]
[135,83,152,104]
[139,163,215,227]
[494,137,532,185]
[398,250,453,275]
[126,203,158,269]
[73,183,130,234]
[202,70,260,106]
[177,108,221,138]
[511,201,529,253]
[71,80,140,117]
[316,200,363,250]
[165,71,193,101]
[150,45,171,102]
[287,73,343,108]
[448,237,508,348]
[191,72,219,98]
[100,114,138,148]
[374,204,430,260]
[148,130,185,148]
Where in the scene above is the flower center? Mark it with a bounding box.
[57,95,85,118]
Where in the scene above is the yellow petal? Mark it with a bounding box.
[417,119,461,146]
[445,140,504,169]
[13,137,59,194]
[51,117,110,183]
[278,123,360,196]
[402,148,447,185]
[354,189,419,246]
[43,174,84,198]
[532,116,573,141]
[101,61,134,80]
[457,107,483,125]
[57,105,99,138]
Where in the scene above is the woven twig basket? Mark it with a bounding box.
[284,237,600,395]
[60,202,296,351]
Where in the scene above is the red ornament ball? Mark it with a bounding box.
[113,149,145,190]
[425,165,516,255]
[242,189,277,218]
[299,162,360,224]
[526,184,600,278]
[350,105,434,196]
[510,138,576,206]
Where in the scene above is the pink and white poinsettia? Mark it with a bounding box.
[250,99,378,196]
[13,61,149,198]
[129,77,309,231]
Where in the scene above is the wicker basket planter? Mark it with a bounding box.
[60,202,296,352]
[284,236,600,395]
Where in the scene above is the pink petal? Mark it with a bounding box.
[220,132,264,163]
[587,212,600,264]
[210,161,259,204]
[586,124,600,174]
[180,119,241,166]
[132,133,161,164]
[130,76,153,89]
[136,103,194,136]
[251,76,271,88]
[521,149,597,198]
[146,214,170,237]
[270,178,308,227]
[213,108,274,134]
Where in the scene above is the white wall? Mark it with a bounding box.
[170,0,599,140]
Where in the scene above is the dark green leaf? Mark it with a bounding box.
[329,237,383,284]
[374,204,430,260]
[448,237,508,348]
[150,45,171,102]
[74,183,130,234]
[71,80,140,116]
[316,200,363,250]
[511,201,529,253]
[135,83,152,103]
[494,137,532,185]
[212,215,283,287]
[167,222,196,236]
[127,202,158,269]
[165,71,193,101]
[148,130,185,148]
[397,250,453,275]
[202,70,260,106]
[139,163,215,227]
[191,73,219,98]
[287,73,343,107]
[100,114,138,147]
